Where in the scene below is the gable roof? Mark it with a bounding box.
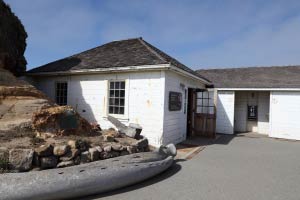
[27,37,209,82]
[197,65,300,88]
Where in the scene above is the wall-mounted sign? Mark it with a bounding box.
[169,91,182,111]
[247,105,257,120]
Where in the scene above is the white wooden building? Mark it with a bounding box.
[198,66,300,141]
[27,38,211,146]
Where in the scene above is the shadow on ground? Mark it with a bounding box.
[78,162,182,200]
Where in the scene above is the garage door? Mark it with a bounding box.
[270,91,300,140]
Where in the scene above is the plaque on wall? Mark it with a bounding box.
[169,91,182,111]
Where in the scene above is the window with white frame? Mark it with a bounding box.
[55,82,68,106]
[108,81,125,115]
[196,90,214,114]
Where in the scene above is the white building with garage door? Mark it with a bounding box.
[198,66,300,141]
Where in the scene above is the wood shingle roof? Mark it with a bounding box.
[197,66,300,88]
[28,38,208,81]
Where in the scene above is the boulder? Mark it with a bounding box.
[100,151,119,159]
[73,156,81,165]
[80,151,90,164]
[35,144,53,156]
[53,145,70,156]
[111,144,122,151]
[76,140,90,152]
[57,160,74,168]
[40,156,58,169]
[32,152,40,167]
[103,135,114,142]
[9,149,34,172]
[102,128,120,138]
[89,147,99,161]
[127,146,137,154]
[134,138,149,150]
[128,123,142,139]
[120,150,129,156]
[103,145,112,152]
[95,146,103,153]
[59,149,80,162]
[157,144,177,157]
[107,115,142,139]
[67,140,78,149]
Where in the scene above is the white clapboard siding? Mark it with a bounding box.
[257,92,270,134]
[270,91,300,140]
[216,91,235,134]
[34,71,165,147]
[33,69,206,146]
[163,71,205,145]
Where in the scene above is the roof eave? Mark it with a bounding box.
[216,88,300,91]
[26,64,170,76]
[169,65,212,85]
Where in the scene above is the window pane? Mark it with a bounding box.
[60,97,63,105]
[60,90,64,97]
[109,98,114,106]
[55,82,68,106]
[115,98,119,106]
[115,107,119,114]
[115,90,119,97]
[110,90,114,97]
[120,90,125,97]
[109,106,114,114]
[209,107,214,114]
[197,99,203,106]
[203,99,208,107]
[120,98,124,106]
[121,82,125,89]
[110,82,114,89]
[115,82,120,89]
[199,107,203,113]
[120,107,124,114]
[203,106,208,114]
[209,99,214,106]
[108,81,126,115]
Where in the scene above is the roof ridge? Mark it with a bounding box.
[196,65,300,71]
[137,38,168,63]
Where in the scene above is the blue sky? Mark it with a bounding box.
[5,0,300,70]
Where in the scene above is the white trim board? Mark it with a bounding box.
[216,88,300,91]
[27,64,211,85]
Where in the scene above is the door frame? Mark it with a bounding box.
[186,88,216,138]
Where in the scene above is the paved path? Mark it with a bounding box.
[82,135,300,200]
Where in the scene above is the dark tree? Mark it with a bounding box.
[0,0,27,76]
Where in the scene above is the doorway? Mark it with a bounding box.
[186,88,195,138]
[186,88,216,138]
